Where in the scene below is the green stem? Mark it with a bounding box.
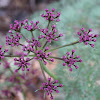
[42,41,48,50]
[49,56,63,60]
[40,61,61,82]
[4,54,35,58]
[31,31,34,38]
[8,67,14,74]
[46,40,79,52]
[47,20,50,29]
[4,55,22,57]
[39,61,47,81]
[20,33,28,42]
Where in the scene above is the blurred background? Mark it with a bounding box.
[0,0,100,100]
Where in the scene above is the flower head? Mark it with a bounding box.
[6,32,22,46]
[34,47,54,65]
[41,8,60,22]
[39,25,63,43]
[40,78,64,99]
[77,28,98,48]
[14,55,30,72]
[62,49,82,71]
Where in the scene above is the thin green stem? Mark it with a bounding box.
[31,31,34,38]
[20,33,28,42]
[46,40,79,52]
[39,61,47,82]
[8,67,14,74]
[40,61,62,83]
[47,20,50,29]
[42,41,48,50]
[49,56,63,60]
[4,55,22,57]
[4,54,35,58]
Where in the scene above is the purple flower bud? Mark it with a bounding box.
[22,68,25,71]
[56,90,59,93]
[54,38,58,41]
[89,28,92,32]
[56,18,60,22]
[27,68,30,71]
[75,65,79,69]
[25,19,28,22]
[48,78,51,81]
[91,44,94,48]
[81,27,84,31]
[15,69,18,73]
[85,42,88,45]
[57,12,60,17]
[55,80,58,83]
[59,84,63,87]
[50,96,54,100]
[59,33,63,37]
[40,87,43,90]
[39,58,42,61]
[14,58,17,61]
[9,30,12,33]
[67,52,70,55]
[51,58,54,62]
[77,32,81,35]
[46,92,49,95]
[52,25,56,28]
[94,34,98,37]
[72,49,75,53]
[45,8,48,12]
[62,55,66,59]
[93,39,96,42]
[69,68,72,71]
[52,8,55,12]
[43,61,47,65]
[68,64,71,67]
[45,47,49,50]
[63,63,66,66]
[76,55,80,59]
[79,59,83,62]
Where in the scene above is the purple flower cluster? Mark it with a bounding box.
[14,56,30,72]
[41,8,60,22]
[23,19,39,31]
[0,45,8,64]
[9,19,39,33]
[6,32,22,46]
[9,20,21,32]
[77,28,98,48]
[40,78,63,100]
[62,49,82,71]
[34,47,54,65]
[39,25,63,43]
[22,38,41,52]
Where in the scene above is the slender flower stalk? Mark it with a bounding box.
[39,61,47,81]
[46,40,79,52]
